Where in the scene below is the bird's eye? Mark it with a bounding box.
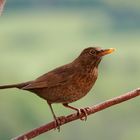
[89,50,96,55]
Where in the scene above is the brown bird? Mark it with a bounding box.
[0,47,115,129]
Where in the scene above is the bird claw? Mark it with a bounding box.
[77,107,90,121]
[54,116,66,132]
[54,118,61,132]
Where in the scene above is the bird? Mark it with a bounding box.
[0,46,115,130]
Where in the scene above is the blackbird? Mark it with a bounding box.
[0,47,115,129]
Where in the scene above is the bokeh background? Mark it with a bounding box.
[0,0,140,140]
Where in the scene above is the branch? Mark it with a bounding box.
[12,88,140,140]
[0,0,6,16]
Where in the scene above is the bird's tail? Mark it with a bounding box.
[0,81,32,89]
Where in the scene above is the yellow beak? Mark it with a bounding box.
[98,48,115,56]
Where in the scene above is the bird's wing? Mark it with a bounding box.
[22,63,75,90]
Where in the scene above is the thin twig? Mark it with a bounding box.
[12,88,140,140]
[0,0,6,16]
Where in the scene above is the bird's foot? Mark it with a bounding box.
[62,103,90,121]
[77,107,90,121]
[54,116,66,132]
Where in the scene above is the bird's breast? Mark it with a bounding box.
[61,67,98,103]
[74,67,98,93]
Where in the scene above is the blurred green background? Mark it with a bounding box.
[0,0,140,140]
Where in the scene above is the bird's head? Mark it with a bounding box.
[76,47,115,67]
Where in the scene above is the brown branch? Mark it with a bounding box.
[12,88,140,140]
[0,0,6,16]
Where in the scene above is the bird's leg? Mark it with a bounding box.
[63,103,89,121]
[47,102,62,131]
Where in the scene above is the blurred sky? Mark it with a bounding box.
[0,1,140,140]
